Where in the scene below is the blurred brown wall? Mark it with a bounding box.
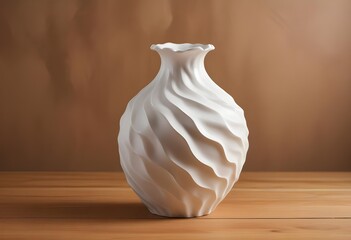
[0,0,351,171]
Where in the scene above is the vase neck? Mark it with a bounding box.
[158,50,208,72]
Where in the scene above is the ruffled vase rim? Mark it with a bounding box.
[151,42,215,52]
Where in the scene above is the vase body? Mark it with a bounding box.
[118,43,249,217]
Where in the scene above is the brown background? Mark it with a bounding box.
[0,0,351,171]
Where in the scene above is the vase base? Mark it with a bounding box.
[147,207,212,218]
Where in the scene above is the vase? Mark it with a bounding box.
[118,43,249,217]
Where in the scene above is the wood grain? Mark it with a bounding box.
[0,172,350,239]
[1,219,350,240]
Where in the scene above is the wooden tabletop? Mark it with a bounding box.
[0,172,350,239]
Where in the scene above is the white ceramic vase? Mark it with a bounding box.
[118,43,249,217]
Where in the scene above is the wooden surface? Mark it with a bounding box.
[0,172,350,239]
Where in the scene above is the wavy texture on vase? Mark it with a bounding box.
[118,43,249,217]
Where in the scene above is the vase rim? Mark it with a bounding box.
[151,42,215,52]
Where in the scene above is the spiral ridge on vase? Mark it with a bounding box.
[118,43,249,217]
